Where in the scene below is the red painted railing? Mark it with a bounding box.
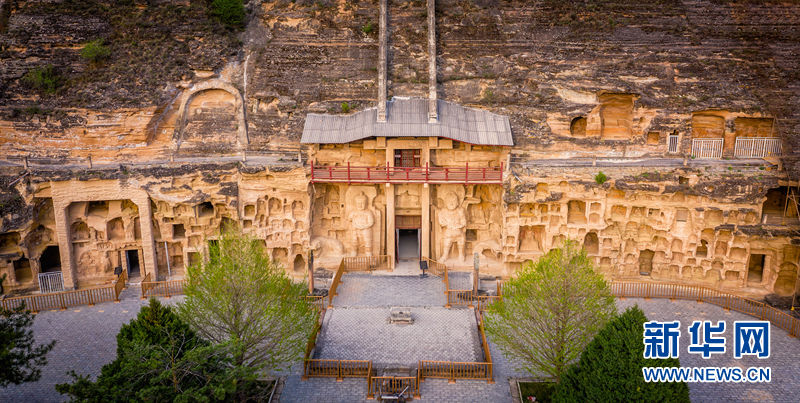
[310,161,503,184]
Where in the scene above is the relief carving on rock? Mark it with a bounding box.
[438,190,467,262]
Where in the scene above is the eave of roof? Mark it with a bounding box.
[301,97,513,146]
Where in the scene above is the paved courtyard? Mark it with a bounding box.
[1,274,799,402]
[332,273,445,307]
[315,307,481,366]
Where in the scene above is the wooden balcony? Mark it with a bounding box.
[310,162,504,184]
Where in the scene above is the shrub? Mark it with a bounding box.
[594,171,608,184]
[341,102,351,113]
[80,39,111,63]
[361,21,375,34]
[210,0,245,29]
[552,306,690,402]
[22,65,62,94]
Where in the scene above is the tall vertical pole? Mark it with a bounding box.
[427,0,437,122]
[377,0,388,122]
[308,250,315,294]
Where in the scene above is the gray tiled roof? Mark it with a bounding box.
[301,97,513,146]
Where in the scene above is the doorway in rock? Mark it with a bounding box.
[398,229,419,260]
[40,245,62,273]
[126,249,141,278]
[747,254,766,285]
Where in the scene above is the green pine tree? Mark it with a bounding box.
[552,306,690,402]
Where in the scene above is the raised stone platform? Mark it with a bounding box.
[314,306,481,367]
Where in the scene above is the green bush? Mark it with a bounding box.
[361,21,375,34]
[210,0,245,29]
[552,306,690,402]
[80,39,111,63]
[341,102,351,113]
[22,65,62,94]
[594,171,608,184]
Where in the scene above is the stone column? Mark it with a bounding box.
[53,202,76,289]
[387,183,395,263]
[377,0,388,122]
[427,0,437,122]
[421,184,431,259]
[134,197,158,280]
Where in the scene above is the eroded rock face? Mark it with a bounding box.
[0,1,798,299]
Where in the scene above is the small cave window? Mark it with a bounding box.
[584,232,599,255]
[761,187,797,224]
[567,200,587,224]
[197,202,214,218]
[14,258,32,283]
[639,249,655,275]
[696,240,708,258]
[570,117,587,137]
[173,224,186,239]
[40,245,62,273]
[747,254,766,284]
[646,131,660,145]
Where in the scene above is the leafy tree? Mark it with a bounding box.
[178,229,317,371]
[22,65,62,94]
[553,306,690,402]
[0,303,56,387]
[56,298,255,402]
[210,0,245,29]
[80,39,111,63]
[484,239,616,382]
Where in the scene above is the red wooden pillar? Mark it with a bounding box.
[425,162,429,182]
[465,162,469,183]
[386,161,390,182]
[347,162,351,183]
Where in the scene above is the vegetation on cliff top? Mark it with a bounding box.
[4,0,242,109]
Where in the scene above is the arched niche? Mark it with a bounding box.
[173,80,247,151]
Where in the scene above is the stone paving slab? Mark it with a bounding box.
[332,273,445,307]
[315,307,481,366]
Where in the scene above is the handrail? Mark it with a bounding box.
[611,281,800,338]
[113,270,127,301]
[367,376,419,400]
[734,137,782,158]
[342,255,393,272]
[141,279,186,299]
[1,285,117,313]
[302,295,325,314]
[310,163,503,184]
[328,260,345,308]
[140,272,154,297]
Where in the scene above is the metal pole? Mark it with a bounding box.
[164,241,171,279]
[308,251,315,294]
[473,252,479,297]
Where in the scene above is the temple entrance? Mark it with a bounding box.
[126,249,141,278]
[395,215,421,274]
[398,229,419,259]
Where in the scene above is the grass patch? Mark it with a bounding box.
[80,39,111,63]
[22,65,62,94]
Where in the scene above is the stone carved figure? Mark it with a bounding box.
[348,192,375,256]
[438,191,466,261]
